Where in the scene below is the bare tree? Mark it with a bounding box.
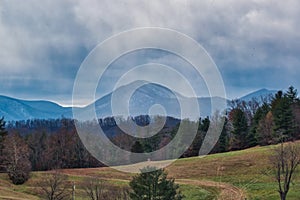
[39,171,70,200]
[270,143,300,200]
[0,117,7,171]
[83,177,129,200]
[2,132,31,185]
[83,177,106,200]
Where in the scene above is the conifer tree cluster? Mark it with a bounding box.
[226,86,300,150]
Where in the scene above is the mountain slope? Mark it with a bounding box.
[80,82,228,119]
[240,88,277,102]
[0,95,72,121]
[0,84,277,121]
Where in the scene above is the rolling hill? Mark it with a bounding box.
[0,142,299,200]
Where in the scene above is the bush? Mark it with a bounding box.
[7,165,30,185]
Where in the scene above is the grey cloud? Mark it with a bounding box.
[0,0,299,104]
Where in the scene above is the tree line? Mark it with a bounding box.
[127,85,300,158]
[1,86,300,186]
[226,86,300,150]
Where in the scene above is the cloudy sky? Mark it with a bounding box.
[0,0,300,106]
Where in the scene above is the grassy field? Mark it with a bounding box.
[1,142,300,199]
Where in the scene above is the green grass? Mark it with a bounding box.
[167,142,300,200]
[1,142,300,199]
[180,184,218,200]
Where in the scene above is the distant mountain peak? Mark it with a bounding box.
[240,88,277,102]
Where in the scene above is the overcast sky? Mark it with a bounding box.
[0,0,300,106]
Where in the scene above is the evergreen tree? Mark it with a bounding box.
[250,102,271,146]
[285,86,298,103]
[182,117,210,157]
[199,117,210,132]
[130,141,145,163]
[129,166,183,200]
[131,141,144,153]
[218,118,229,152]
[245,127,257,148]
[230,108,248,149]
[272,91,295,141]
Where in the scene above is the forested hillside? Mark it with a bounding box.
[0,86,299,183]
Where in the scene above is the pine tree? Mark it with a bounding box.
[272,90,295,141]
[218,118,229,152]
[285,86,298,103]
[230,108,248,149]
[129,166,183,200]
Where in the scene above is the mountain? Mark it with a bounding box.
[240,88,277,102]
[1,83,276,121]
[77,81,228,120]
[0,95,72,121]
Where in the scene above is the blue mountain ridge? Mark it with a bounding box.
[0,83,276,121]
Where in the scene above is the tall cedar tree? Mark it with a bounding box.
[217,117,229,152]
[285,86,299,139]
[285,86,298,103]
[272,90,296,141]
[230,108,249,149]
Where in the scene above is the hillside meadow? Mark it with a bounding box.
[1,142,300,200]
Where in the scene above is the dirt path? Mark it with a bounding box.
[60,170,247,200]
[68,176,245,199]
[0,173,246,200]
[176,179,246,200]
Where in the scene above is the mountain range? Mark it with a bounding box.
[0,82,277,121]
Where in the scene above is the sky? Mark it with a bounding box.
[0,0,300,106]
